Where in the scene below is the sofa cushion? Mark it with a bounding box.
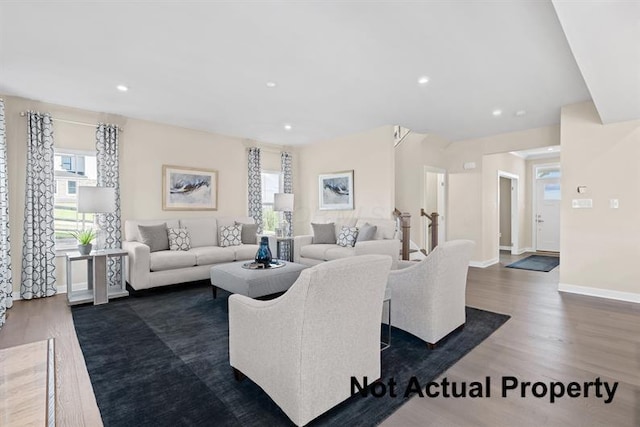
[236,221,258,245]
[168,227,191,251]
[337,226,359,247]
[232,244,260,261]
[149,250,197,271]
[125,219,180,242]
[219,225,242,247]
[325,246,356,260]
[311,223,336,244]
[356,218,396,240]
[300,244,337,261]
[356,223,377,242]
[138,224,169,252]
[189,246,235,265]
[180,217,218,248]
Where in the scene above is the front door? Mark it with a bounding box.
[536,178,560,252]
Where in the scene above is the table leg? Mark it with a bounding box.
[212,285,217,299]
[93,254,108,305]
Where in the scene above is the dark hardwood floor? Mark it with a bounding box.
[1,251,638,426]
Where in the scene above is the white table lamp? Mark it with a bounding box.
[77,186,116,251]
[274,193,294,237]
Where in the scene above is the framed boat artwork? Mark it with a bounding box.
[162,165,218,210]
[318,170,354,210]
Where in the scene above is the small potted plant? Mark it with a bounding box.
[69,229,96,255]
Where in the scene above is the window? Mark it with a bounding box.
[261,171,282,234]
[54,150,98,248]
[67,181,77,195]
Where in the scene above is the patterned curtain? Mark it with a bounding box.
[280,152,293,260]
[247,147,263,232]
[0,99,13,328]
[96,124,122,287]
[21,112,56,299]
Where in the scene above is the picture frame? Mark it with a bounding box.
[162,165,218,211]
[318,170,354,210]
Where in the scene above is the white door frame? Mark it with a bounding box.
[532,162,561,251]
[423,166,447,251]
[497,170,519,257]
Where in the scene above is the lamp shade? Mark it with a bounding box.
[77,186,116,213]
[273,193,294,212]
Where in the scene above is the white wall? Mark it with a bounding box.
[560,101,640,301]
[296,125,396,234]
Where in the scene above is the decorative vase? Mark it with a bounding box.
[255,236,273,267]
[78,243,92,255]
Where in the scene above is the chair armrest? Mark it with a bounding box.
[293,235,313,263]
[122,241,150,290]
[355,239,400,268]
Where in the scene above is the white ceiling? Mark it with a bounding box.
[0,1,635,146]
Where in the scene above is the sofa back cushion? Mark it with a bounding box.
[125,219,180,242]
[355,218,397,240]
[180,217,218,248]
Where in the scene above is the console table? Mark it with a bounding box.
[66,249,129,305]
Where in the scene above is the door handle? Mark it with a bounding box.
[537,219,544,223]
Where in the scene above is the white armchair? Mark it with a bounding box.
[229,255,392,426]
[385,240,475,348]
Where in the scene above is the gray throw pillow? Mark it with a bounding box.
[357,223,378,242]
[312,223,336,244]
[236,221,258,245]
[138,223,169,252]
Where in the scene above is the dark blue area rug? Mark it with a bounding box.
[72,283,510,427]
[506,255,560,272]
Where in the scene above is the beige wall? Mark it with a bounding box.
[296,126,395,234]
[2,94,291,295]
[560,101,640,299]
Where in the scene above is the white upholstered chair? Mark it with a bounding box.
[385,240,475,348]
[228,255,392,426]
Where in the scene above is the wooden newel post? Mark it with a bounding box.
[430,212,439,250]
[400,212,411,261]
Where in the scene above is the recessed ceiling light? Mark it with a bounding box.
[417,76,430,85]
[515,110,526,117]
[116,84,128,92]
[284,124,292,131]
[266,81,277,88]
[492,109,502,116]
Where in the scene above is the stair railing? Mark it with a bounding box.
[393,209,412,260]
[421,208,439,251]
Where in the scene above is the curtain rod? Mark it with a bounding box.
[19,111,123,132]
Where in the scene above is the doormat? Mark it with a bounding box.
[506,255,559,272]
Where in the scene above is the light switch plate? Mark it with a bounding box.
[572,199,593,209]
[610,199,619,209]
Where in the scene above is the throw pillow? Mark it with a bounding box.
[236,221,258,245]
[311,222,336,244]
[167,228,191,251]
[219,225,242,247]
[356,223,378,242]
[138,223,169,252]
[337,226,359,247]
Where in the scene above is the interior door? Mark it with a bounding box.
[536,178,560,251]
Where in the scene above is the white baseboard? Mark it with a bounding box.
[469,258,499,268]
[558,283,640,304]
[10,286,68,301]
[514,247,534,255]
[499,245,512,251]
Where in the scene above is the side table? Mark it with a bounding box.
[276,237,294,262]
[66,249,129,305]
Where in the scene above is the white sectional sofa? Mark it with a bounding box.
[123,216,274,290]
[293,218,401,268]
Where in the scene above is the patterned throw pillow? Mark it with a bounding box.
[337,226,359,247]
[219,225,242,247]
[167,228,191,251]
